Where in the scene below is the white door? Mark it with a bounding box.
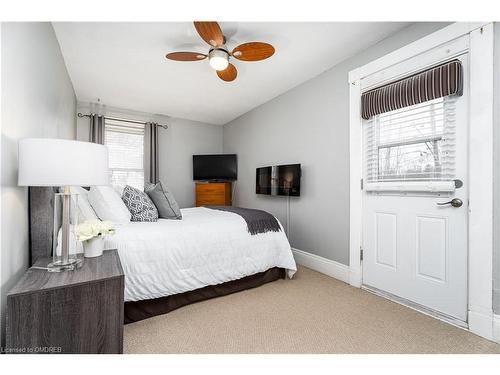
[362,54,469,322]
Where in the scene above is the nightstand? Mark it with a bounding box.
[6,249,124,354]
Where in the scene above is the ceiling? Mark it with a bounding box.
[53,22,410,125]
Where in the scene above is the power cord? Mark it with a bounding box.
[286,195,291,238]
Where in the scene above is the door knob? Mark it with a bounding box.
[436,198,463,208]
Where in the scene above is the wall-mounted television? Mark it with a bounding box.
[193,154,237,181]
[256,164,301,197]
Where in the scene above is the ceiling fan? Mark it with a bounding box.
[165,22,275,82]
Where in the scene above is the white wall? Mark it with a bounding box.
[77,103,223,208]
[1,22,77,344]
[223,23,450,265]
[493,23,500,315]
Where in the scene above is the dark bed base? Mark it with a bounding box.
[124,267,286,324]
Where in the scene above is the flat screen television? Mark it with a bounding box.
[256,164,301,196]
[193,154,237,181]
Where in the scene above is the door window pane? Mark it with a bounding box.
[365,97,456,183]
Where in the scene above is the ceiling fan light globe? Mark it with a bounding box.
[208,49,229,71]
[210,56,229,71]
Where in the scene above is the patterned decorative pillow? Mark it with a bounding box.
[122,185,158,222]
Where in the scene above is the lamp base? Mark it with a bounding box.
[47,257,83,272]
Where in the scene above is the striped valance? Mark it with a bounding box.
[361,60,463,120]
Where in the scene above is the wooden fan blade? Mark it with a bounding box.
[217,63,237,82]
[193,21,224,47]
[232,42,275,61]
[166,52,207,61]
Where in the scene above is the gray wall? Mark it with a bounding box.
[76,103,223,208]
[1,22,77,344]
[158,118,223,208]
[223,23,449,265]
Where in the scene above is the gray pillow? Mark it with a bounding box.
[122,185,158,222]
[145,181,182,220]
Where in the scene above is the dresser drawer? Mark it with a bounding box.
[196,190,225,200]
[195,182,232,207]
[196,198,227,206]
[196,184,227,194]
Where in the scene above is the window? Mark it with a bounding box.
[364,96,456,186]
[104,119,144,190]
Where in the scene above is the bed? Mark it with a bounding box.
[30,187,297,323]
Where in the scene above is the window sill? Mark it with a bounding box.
[365,181,456,193]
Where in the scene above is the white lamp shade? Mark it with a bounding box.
[18,138,109,187]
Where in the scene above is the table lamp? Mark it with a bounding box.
[18,138,109,272]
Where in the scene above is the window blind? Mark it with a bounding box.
[364,96,456,187]
[104,119,145,190]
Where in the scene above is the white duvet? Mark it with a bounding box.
[62,207,297,301]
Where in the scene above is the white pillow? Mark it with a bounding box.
[59,186,99,224]
[112,184,125,197]
[88,185,131,223]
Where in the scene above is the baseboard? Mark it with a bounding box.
[349,269,362,288]
[292,248,350,284]
[494,314,500,343]
[468,308,494,341]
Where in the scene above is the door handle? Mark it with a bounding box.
[436,198,463,208]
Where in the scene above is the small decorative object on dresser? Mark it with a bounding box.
[75,220,115,258]
[195,181,232,207]
[6,250,124,354]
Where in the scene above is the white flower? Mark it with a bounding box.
[99,220,116,236]
[75,221,98,241]
[75,220,115,242]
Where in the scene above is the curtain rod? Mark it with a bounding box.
[77,113,168,129]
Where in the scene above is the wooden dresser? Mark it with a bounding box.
[195,182,232,207]
[6,250,124,354]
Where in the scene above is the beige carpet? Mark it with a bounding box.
[124,266,500,354]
